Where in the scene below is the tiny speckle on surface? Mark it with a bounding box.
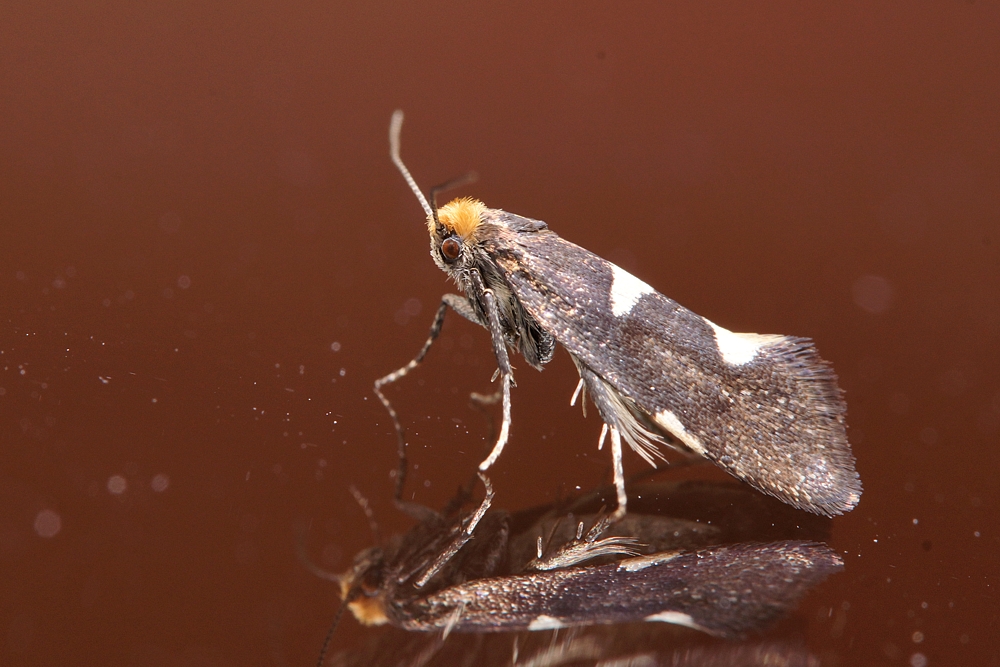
[106,476,127,495]
[151,474,170,493]
[34,510,61,538]
[851,275,894,314]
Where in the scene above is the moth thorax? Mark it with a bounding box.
[431,197,486,239]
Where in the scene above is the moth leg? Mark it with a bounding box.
[467,388,502,453]
[571,357,670,520]
[473,279,515,473]
[449,296,506,454]
[441,292,482,325]
[608,427,628,522]
[526,512,642,571]
[414,473,495,588]
[374,294,479,507]
[573,363,632,520]
[569,377,587,417]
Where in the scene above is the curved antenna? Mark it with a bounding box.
[294,521,344,583]
[389,110,434,218]
[429,170,479,210]
[349,484,380,546]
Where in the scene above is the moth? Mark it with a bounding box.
[320,473,843,665]
[376,110,861,519]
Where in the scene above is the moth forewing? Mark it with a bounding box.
[489,214,861,516]
[395,541,843,638]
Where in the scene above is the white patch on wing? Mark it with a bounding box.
[617,551,682,572]
[609,264,655,317]
[705,320,780,365]
[644,611,702,631]
[527,615,567,631]
[653,409,707,456]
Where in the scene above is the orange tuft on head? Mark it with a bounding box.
[340,575,389,626]
[432,197,486,239]
[346,596,390,626]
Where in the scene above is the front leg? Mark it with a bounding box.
[467,271,515,473]
[374,293,481,509]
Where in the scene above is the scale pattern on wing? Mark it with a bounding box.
[486,212,860,516]
[400,541,842,637]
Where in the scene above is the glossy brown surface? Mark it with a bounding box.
[1,3,997,665]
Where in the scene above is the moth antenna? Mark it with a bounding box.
[294,521,344,583]
[429,170,479,210]
[349,484,380,545]
[389,110,434,218]
[315,597,349,667]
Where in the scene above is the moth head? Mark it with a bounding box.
[428,197,486,271]
[388,111,486,276]
[339,546,390,626]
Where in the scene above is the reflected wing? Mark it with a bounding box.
[396,540,842,638]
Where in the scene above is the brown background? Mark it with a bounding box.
[1,2,997,665]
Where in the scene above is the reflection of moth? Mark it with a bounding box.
[377,110,861,521]
[333,632,822,667]
[319,477,841,662]
[347,538,840,636]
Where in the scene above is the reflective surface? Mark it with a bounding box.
[1,3,997,665]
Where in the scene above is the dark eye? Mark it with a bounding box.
[441,237,462,261]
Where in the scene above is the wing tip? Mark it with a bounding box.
[761,336,863,516]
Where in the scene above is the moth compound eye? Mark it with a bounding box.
[441,237,462,262]
[360,570,381,596]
